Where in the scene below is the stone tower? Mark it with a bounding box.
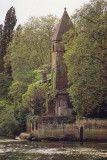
[51,8,73,116]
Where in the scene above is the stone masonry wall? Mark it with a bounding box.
[26,117,107,141]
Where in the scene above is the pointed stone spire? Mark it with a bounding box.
[64,7,66,11]
[52,8,73,41]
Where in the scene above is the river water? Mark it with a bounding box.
[0,137,107,160]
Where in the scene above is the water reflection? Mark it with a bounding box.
[0,137,107,160]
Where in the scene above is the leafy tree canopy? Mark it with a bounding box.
[0,6,17,72]
[4,15,58,83]
[22,82,51,116]
[64,0,107,117]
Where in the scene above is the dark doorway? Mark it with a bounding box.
[80,127,83,142]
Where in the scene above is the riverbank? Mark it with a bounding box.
[0,137,107,160]
[19,132,107,143]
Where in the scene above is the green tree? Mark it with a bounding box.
[4,15,58,84]
[22,82,51,116]
[0,72,12,101]
[0,24,3,68]
[40,15,59,64]
[9,81,27,103]
[0,6,17,72]
[64,0,107,117]
[0,101,19,135]
[0,14,58,135]
[0,24,3,40]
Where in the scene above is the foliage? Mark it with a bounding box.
[27,115,39,123]
[64,0,107,117]
[4,15,58,83]
[8,81,27,103]
[0,100,8,112]
[0,6,17,72]
[0,102,19,135]
[0,72,12,98]
[0,8,58,135]
[0,100,28,135]
[4,25,35,83]
[0,24,3,40]
[22,82,51,116]
[0,13,58,135]
[0,7,17,135]
[32,69,43,82]
[13,103,28,134]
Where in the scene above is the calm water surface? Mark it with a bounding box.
[0,137,107,160]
